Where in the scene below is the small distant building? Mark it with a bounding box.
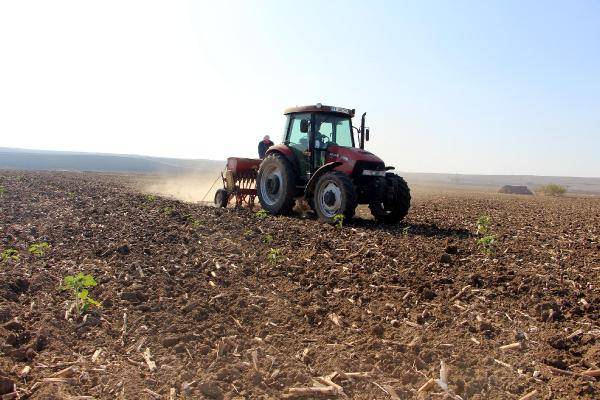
[499,185,533,195]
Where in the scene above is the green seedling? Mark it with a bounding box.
[144,194,156,202]
[255,209,268,219]
[61,273,101,314]
[477,235,496,255]
[28,242,50,256]
[402,226,410,236]
[475,216,498,256]
[1,248,19,262]
[67,192,75,199]
[163,206,174,216]
[333,213,345,229]
[243,229,253,238]
[267,248,282,264]
[262,234,273,244]
[476,215,491,235]
[183,213,202,228]
[0,185,6,197]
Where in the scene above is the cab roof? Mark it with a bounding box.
[284,104,355,117]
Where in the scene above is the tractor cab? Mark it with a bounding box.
[268,104,382,185]
[284,105,354,181]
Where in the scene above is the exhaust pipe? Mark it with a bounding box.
[360,112,366,149]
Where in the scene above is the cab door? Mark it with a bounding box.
[286,113,312,183]
[313,117,333,170]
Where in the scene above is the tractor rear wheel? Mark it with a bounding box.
[214,188,228,208]
[257,153,296,215]
[369,174,411,223]
[313,171,357,222]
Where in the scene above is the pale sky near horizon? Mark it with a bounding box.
[1,1,599,177]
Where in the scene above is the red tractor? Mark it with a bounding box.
[216,104,410,223]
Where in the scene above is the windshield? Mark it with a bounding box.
[314,114,354,148]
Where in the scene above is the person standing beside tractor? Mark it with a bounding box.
[258,135,274,159]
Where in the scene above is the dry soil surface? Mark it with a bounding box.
[1,171,599,399]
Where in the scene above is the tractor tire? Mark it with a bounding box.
[257,153,297,215]
[313,171,357,222]
[214,188,228,208]
[369,174,410,223]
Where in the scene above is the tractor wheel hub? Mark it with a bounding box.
[318,182,342,218]
[323,190,336,206]
[259,163,284,206]
[266,176,280,194]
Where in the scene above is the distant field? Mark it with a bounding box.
[1,147,599,196]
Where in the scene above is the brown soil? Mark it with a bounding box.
[1,171,599,399]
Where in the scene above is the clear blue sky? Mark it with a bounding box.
[1,1,599,176]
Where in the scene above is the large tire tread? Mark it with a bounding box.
[369,174,410,223]
[257,153,296,215]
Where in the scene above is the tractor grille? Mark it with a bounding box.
[352,161,385,177]
[353,161,386,204]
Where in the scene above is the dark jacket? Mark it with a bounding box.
[258,140,274,159]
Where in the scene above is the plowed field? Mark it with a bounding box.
[1,171,599,399]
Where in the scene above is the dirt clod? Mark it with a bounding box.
[371,323,385,338]
[0,375,15,395]
[440,253,453,263]
[445,244,458,254]
[199,381,224,399]
[421,288,437,300]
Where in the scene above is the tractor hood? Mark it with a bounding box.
[326,145,385,174]
[327,145,384,164]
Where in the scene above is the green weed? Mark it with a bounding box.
[0,185,5,197]
[477,235,496,255]
[476,215,491,235]
[333,213,345,229]
[61,273,101,314]
[144,194,157,202]
[1,248,19,263]
[267,248,282,264]
[28,242,50,256]
[262,234,273,244]
[402,226,410,236]
[255,209,268,219]
[163,206,174,216]
[475,216,496,256]
[183,213,202,228]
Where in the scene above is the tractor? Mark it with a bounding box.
[215,104,410,223]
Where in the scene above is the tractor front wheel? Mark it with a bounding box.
[369,174,411,223]
[257,153,296,215]
[313,171,357,222]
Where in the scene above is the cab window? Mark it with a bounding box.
[314,114,353,148]
[287,113,310,151]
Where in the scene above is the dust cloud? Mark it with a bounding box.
[140,172,223,204]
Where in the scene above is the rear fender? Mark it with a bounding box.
[266,145,298,174]
[304,161,343,199]
[266,144,294,160]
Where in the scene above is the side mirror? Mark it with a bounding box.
[300,119,309,133]
[365,128,370,141]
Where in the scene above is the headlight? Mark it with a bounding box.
[362,170,386,177]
